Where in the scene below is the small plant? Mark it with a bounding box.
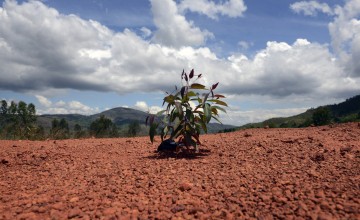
[146,69,227,153]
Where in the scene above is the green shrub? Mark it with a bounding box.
[89,115,118,138]
[147,69,227,152]
[312,107,331,126]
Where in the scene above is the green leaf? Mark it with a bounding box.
[186,108,194,122]
[212,105,227,113]
[161,126,169,141]
[197,119,207,133]
[204,103,212,123]
[163,95,175,105]
[174,102,183,119]
[156,110,166,116]
[171,123,184,139]
[211,107,218,115]
[202,93,210,107]
[207,99,228,107]
[190,83,206,89]
[186,91,197,97]
[149,123,158,143]
[211,115,222,124]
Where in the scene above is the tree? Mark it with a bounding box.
[128,120,141,137]
[0,100,37,139]
[89,115,118,138]
[73,123,86,139]
[312,107,331,126]
[0,100,8,115]
[50,118,70,139]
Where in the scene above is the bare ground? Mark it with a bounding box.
[0,122,359,219]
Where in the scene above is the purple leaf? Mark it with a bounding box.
[189,69,194,79]
[212,82,219,90]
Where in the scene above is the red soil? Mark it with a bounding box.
[0,123,359,219]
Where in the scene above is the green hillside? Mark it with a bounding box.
[37,107,235,135]
[238,94,360,129]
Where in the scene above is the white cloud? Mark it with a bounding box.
[290,1,334,16]
[36,96,99,115]
[150,0,213,47]
[134,101,162,114]
[238,41,252,50]
[0,0,359,122]
[140,27,152,38]
[328,0,360,77]
[180,38,355,99]
[178,0,247,20]
[35,95,52,108]
[222,107,308,126]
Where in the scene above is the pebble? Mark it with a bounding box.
[68,208,82,218]
[179,182,193,191]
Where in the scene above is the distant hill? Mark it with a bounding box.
[238,94,360,129]
[37,107,235,135]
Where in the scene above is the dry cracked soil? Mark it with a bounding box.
[0,122,359,219]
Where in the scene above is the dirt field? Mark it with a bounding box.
[0,123,359,219]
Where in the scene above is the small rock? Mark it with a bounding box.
[68,208,82,218]
[69,197,79,203]
[103,207,117,216]
[17,212,37,220]
[260,194,271,202]
[1,158,9,165]
[51,202,65,210]
[171,205,185,213]
[315,190,325,198]
[317,212,333,220]
[298,201,308,211]
[179,182,193,191]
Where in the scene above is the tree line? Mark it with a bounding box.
[0,100,141,140]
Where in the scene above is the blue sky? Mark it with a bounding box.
[0,0,359,125]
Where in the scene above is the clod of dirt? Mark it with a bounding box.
[311,153,325,162]
[0,158,9,165]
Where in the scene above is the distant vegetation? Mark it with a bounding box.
[0,100,43,140]
[233,94,360,130]
[0,99,232,140]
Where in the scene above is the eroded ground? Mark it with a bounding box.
[0,123,359,219]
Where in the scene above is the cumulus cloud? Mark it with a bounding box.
[35,95,99,115]
[150,0,213,47]
[178,0,247,20]
[238,40,252,50]
[328,0,360,77]
[35,95,52,108]
[290,1,334,16]
[225,39,352,97]
[0,0,359,117]
[140,27,152,38]
[134,101,162,114]
[223,107,308,126]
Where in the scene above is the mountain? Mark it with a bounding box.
[37,107,235,134]
[238,94,360,129]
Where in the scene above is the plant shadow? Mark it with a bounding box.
[145,149,211,160]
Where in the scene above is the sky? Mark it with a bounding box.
[0,0,359,126]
